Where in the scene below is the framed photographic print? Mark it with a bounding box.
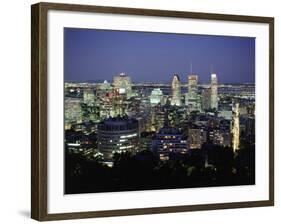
[31,2,274,221]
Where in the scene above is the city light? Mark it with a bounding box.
[65,72,255,193]
[63,28,255,194]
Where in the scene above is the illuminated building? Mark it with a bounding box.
[171,74,181,106]
[212,129,223,145]
[152,127,188,161]
[218,101,232,120]
[65,98,83,129]
[185,75,201,111]
[139,132,153,151]
[245,117,255,144]
[98,84,129,119]
[127,98,141,117]
[188,75,198,93]
[210,73,218,110]
[211,120,231,147]
[219,119,231,147]
[188,127,207,149]
[231,103,240,152]
[150,88,164,105]
[97,116,139,162]
[167,106,186,128]
[99,80,112,91]
[113,73,132,98]
[81,88,100,122]
[202,88,211,111]
[83,88,96,104]
[96,80,115,119]
[149,105,165,132]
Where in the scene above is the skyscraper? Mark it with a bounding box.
[231,103,240,152]
[202,88,211,111]
[171,74,181,106]
[185,75,201,111]
[210,73,218,110]
[113,73,132,98]
[188,75,198,94]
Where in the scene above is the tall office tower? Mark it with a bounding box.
[202,88,211,111]
[113,73,132,98]
[210,73,218,110]
[171,74,181,106]
[231,103,240,152]
[188,75,198,94]
[185,75,201,111]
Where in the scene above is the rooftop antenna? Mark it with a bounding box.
[190,61,193,74]
[210,64,214,74]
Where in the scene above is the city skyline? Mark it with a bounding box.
[64,28,256,194]
[64,28,255,84]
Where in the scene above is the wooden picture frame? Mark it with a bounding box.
[31,2,274,221]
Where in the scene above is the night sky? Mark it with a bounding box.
[64,28,255,84]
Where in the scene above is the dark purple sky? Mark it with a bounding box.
[64,28,255,84]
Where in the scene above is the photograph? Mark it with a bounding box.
[64,28,256,194]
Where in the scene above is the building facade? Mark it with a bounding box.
[186,74,201,111]
[210,73,218,110]
[150,88,164,105]
[202,88,211,111]
[171,74,181,106]
[113,73,132,98]
[188,127,207,149]
[231,103,240,152]
[65,97,83,129]
[152,127,188,161]
[97,116,139,161]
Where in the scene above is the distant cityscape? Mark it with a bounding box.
[64,72,255,194]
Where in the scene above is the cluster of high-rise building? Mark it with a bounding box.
[64,71,255,164]
[170,73,218,112]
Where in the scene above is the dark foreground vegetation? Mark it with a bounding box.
[65,144,255,194]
